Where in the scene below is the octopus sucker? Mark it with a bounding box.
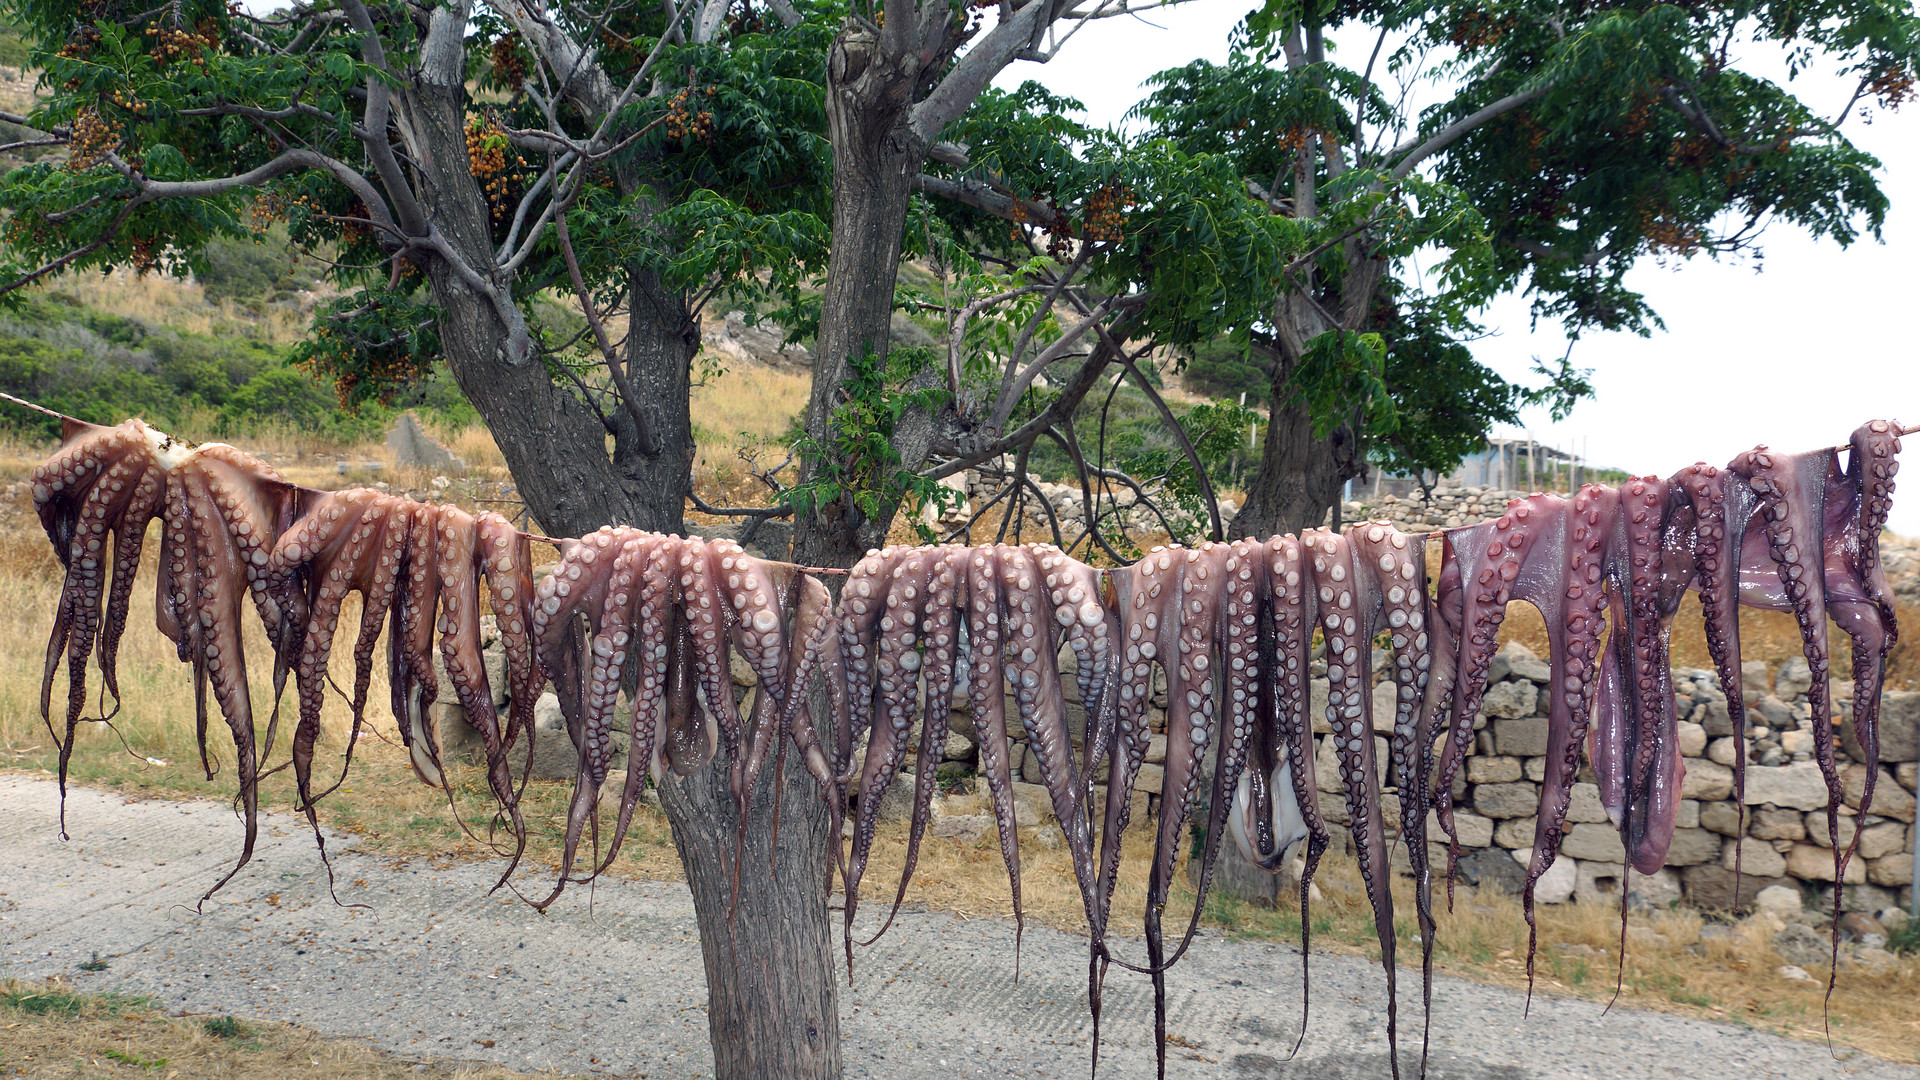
[962,544,1028,983]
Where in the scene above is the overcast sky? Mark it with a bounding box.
[990,0,1920,535]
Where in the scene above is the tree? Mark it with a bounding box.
[0,1,843,1073]
[1128,0,1914,536]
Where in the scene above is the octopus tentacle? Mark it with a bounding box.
[844,549,931,963]
[594,534,679,876]
[1671,465,1755,881]
[391,504,447,787]
[476,513,541,763]
[964,545,1026,976]
[866,547,965,943]
[1349,520,1439,1066]
[1825,422,1901,880]
[1308,528,1401,1080]
[1032,544,1118,784]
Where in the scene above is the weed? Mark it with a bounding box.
[203,1014,250,1038]
[76,951,107,972]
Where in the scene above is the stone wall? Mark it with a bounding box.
[437,606,1917,918]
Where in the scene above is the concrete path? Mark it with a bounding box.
[0,777,1911,1080]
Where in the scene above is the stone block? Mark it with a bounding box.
[1841,691,1919,763]
[1785,843,1866,884]
[1676,722,1707,758]
[1706,737,1738,766]
[1567,782,1610,824]
[1008,781,1057,827]
[1663,828,1721,867]
[1494,717,1549,757]
[1869,852,1913,888]
[1311,678,1332,734]
[1474,782,1539,820]
[1145,733,1167,765]
[1372,681,1400,734]
[483,644,509,707]
[1775,657,1813,699]
[1698,801,1743,837]
[1755,884,1805,915]
[1741,660,1771,700]
[1425,808,1494,848]
[1755,695,1795,727]
[1507,848,1576,903]
[1508,658,1552,684]
[1454,846,1525,896]
[1134,762,1165,796]
[1900,762,1918,793]
[1576,862,1679,907]
[1524,757,1548,782]
[1702,699,1734,738]
[1744,762,1829,810]
[1676,800,1700,830]
[1803,812,1858,850]
[1780,729,1813,757]
[1843,765,1916,822]
[1750,807,1807,840]
[1467,755,1522,784]
[1859,822,1907,861]
[1682,759,1733,801]
[1562,822,1626,863]
[1482,681,1536,720]
[1721,837,1787,878]
[1493,816,1537,849]
[1682,865,1788,911]
[931,815,992,843]
[1315,735,1343,794]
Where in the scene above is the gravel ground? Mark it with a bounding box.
[1,776,1913,1080]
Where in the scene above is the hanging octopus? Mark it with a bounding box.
[15,401,1909,1080]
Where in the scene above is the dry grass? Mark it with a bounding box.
[0,426,1916,1067]
[0,978,580,1079]
[688,362,812,509]
[34,270,315,346]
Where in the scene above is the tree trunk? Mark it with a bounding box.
[658,743,843,1080]
[1232,375,1364,539]
[793,25,928,571]
[408,65,840,1080]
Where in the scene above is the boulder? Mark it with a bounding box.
[1508,658,1552,684]
[1770,923,1830,968]
[1454,846,1526,897]
[1428,809,1494,848]
[1802,812,1858,850]
[1007,781,1056,827]
[1785,843,1867,884]
[1133,763,1166,796]
[1474,782,1539,820]
[1682,865,1789,911]
[1842,765,1916,822]
[1566,782,1610,824]
[1676,721,1707,758]
[1576,862,1679,907]
[1755,695,1795,727]
[1841,690,1919,763]
[1859,822,1908,861]
[1507,848,1577,904]
[1754,884,1805,916]
[1741,660,1771,699]
[1676,799,1700,830]
[1662,828,1721,867]
[1492,816,1537,850]
[1681,759,1733,801]
[1480,680,1536,720]
[1561,822,1627,863]
[1721,837,1788,878]
[1706,737,1738,766]
[1494,717,1550,757]
[1466,755,1523,784]
[1702,698,1735,738]
[1775,657,1813,699]
[1698,800,1743,837]
[1145,733,1167,765]
[1750,807,1807,840]
[1743,761,1829,810]
[1868,852,1913,888]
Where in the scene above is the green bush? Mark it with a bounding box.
[198,232,314,304]
[1178,337,1270,400]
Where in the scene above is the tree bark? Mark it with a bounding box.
[408,50,839,1080]
[1232,363,1365,540]
[793,25,929,571]
[658,742,843,1080]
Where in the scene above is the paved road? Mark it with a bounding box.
[1,776,1912,1080]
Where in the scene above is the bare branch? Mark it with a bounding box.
[911,173,1057,226]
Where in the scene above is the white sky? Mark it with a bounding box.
[990,0,1920,535]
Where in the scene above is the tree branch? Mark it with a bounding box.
[1387,85,1547,180]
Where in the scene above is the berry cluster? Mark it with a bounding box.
[466,116,525,219]
[489,33,527,88]
[146,22,216,67]
[1871,65,1915,110]
[1080,182,1136,245]
[664,86,717,143]
[67,107,123,171]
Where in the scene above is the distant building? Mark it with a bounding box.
[1356,437,1586,502]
